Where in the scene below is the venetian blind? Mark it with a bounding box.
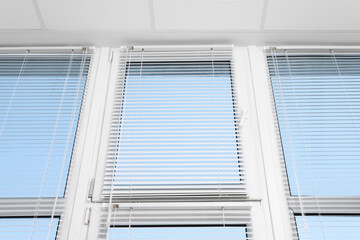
[0,48,92,239]
[267,48,360,240]
[103,46,244,201]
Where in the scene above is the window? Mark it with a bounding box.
[98,46,251,239]
[103,47,244,201]
[0,51,90,197]
[267,49,360,196]
[0,48,91,238]
[7,45,355,239]
[267,48,360,240]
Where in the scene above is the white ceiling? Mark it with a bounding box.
[0,0,41,29]
[265,0,360,30]
[153,0,264,30]
[37,0,151,30]
[1,0,360,46]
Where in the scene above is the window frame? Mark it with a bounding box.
[80,46,280,240]
[102,53,245,202]
[33,46,316,240]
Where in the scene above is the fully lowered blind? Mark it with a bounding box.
[267,49,360,197]
[0,48,91,239]
[103,46,244,201]
[0,49,91,198]
[267,48,360,240]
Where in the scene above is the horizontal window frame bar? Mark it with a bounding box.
[0,198,65,217]
[288,196,360,215]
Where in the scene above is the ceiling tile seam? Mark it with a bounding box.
[259,0,269,29]
[31,0,46,30]
[2,29,360,34]
[148,0,156,30]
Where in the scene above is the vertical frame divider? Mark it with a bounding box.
[247,46,293,240]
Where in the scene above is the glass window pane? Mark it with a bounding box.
[0,218,59,239]
[268,54,360,196]
[104,61,243,199]
[296,216,360,240]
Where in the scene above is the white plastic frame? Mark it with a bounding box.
[56,46,296,240]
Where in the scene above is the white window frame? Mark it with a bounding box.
[0,46,312,240]
[56,46,295,240]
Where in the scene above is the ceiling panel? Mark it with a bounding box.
[265,0,360,30]
[0,0,41,29]
[153,0,264,30]
[37,0,151,30]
